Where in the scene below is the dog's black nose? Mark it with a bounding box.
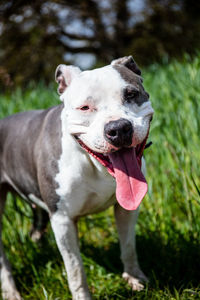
[104,118,133,147]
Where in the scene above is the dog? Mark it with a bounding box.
[0,56,154,300]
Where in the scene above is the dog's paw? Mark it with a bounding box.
[2,290,22,300]
[122,271,148,291]
[30,229,44,242]
[73,289,91,300]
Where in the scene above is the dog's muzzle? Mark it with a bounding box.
[104,118,133,148]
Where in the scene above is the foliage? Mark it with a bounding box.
[0,55,200,299]
[0,0,200,86]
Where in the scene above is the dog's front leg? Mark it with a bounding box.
[50,212,91,300]
[114,203,148,291]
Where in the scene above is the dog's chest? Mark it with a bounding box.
[55,138,116,218]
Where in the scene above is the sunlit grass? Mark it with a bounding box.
[0,55,200,299]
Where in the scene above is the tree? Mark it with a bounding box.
[0,0,200,87]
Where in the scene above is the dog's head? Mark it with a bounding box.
[55,56,154,210]
[55,56,154,153]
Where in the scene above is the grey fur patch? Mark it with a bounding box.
[113,65,149,106]
[112,56,141,75]
[0,105,63,213]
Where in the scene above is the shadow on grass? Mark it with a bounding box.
[10,233,64,293]
[8,227,200,299]
[80,230,200,290]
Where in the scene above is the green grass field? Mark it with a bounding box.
[0,55,200,299]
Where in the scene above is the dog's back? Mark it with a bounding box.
[0,106,62,201]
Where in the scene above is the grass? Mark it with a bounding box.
[0,54,200,299]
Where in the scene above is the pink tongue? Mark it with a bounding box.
[108,147,147,210]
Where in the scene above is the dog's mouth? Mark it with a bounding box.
[75,135,149,210]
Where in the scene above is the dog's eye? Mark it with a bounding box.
[124,87,139,103]
[80,105,90,111]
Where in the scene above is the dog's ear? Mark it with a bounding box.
[111,56,141,76]
[55,64,81,95]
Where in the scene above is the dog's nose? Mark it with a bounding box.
[104,118,133,147]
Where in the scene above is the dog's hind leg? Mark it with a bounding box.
[114,203,148,291]
[30,207,49,242]
[0,187,21,300]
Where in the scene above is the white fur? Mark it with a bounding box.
[51,64,152,299]
[51,213,91,300]
[0,263,21,300]
[28,194,49,212]
[0,198,22,300]
[52,108,148,299]
[60,65,153,153]
[55,108,116,218]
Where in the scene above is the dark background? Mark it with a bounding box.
[0,0,200,87]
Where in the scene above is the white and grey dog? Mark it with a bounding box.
[0,56,154,300]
